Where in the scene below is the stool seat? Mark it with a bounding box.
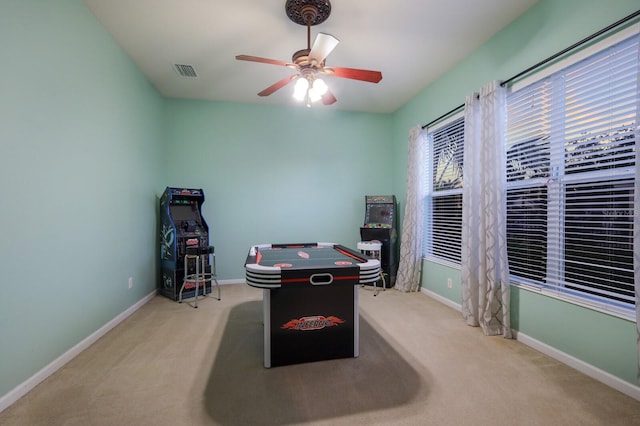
[179,245,220,308]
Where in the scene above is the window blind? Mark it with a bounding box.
[506,34,639,309]
[432,118,464,191]
[424,117,464,262]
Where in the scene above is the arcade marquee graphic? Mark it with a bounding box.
[281,315,345,331]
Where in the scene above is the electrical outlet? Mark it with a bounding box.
[128,277,133,289]
[447,278,453,288]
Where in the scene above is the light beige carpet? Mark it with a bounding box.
[2,283,640,425]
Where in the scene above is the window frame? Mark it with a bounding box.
[423,114,465,267]
[504,30,638,320]
[420,26,638,321]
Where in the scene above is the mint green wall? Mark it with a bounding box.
[422,262,462,305]
[163,100,393,280]
[511,288,638,381]
[1,0,639,407]
[392,0,640,385]
[0,0,164,397]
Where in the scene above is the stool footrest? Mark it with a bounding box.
[179,245,220,307]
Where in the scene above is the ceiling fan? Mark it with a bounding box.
[236,0,382,106]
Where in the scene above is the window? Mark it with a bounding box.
[421,32,638,314]
[506,34,638,311]
[423,117,464,264]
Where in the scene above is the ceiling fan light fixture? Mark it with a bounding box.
[308,87,322,103]
[312,78,328,96]
[293,77,309,101]
[292,76,327,104]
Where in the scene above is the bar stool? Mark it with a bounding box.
[179,245,220,308]
[357,241,385,296]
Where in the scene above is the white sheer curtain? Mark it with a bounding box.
[395,125,426,292]
[460,81,512,338]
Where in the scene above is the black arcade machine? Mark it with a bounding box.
[360,195,398,287]
[159,187,212,300]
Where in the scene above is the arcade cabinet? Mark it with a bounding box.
[360,195,398,287]
[159,187,214,301]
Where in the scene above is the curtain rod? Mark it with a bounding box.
[421,9,640,130]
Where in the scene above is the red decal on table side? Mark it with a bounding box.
[274,263,292,268]
[256,251,262,264]
[281,319,300,329]
[281,315,345,331]
[334,261,353,266]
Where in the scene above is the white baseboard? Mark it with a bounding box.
[515,331,640,401]
[420,287,462,312]
[419,286,640,401]
[0,289,157,414]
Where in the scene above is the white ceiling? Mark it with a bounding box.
[82,0,538,114]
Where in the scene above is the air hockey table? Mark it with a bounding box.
[245,242,381,368]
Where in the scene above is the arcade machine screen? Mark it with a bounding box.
[170,203,199,221]
[170,203,203,232]
[365,204,394,228]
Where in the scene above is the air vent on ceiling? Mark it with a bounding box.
[174,64,198,78]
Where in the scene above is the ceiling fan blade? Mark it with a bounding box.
[321,89,337,106]
[236,55,292,67]
[309,33,339,64]
[324,66,382,83]
[258,75,298,97]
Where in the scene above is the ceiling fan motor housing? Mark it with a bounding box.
[292,48,324,69]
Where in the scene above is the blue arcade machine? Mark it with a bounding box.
[159,187,212,300]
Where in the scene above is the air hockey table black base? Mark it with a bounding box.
[262,283,358,368]
[245,243,380,368]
